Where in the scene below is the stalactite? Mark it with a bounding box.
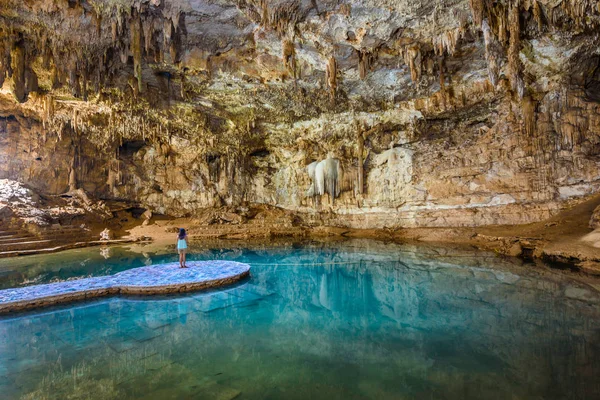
[10,38,26,103]
[404,45,422,82]
[0,41,6,88]
[523,95,536,137]
[533,0,544,31]
[130,11,143,93]
[560,0,598,28]
[261,0,300,37]
[425,58,435,76]
[24,68,38,94]
[482,19,501,87]
[172,11,183,33]
[282,39,296,83]
[339,4,351,17]
[324,157,342,204]
[469,0,485,27]
[111,20,118,43]
[307,156,343,205]
[169,28,182,64]
[439,56,447,107]
[432,27,467,56]
[306,161,318,198]
[326,55,337,103]
[69,62,81,98]
[48,59,59,89]
[41,40,51,69]
[163,19,173,50]
[356,130,365,195]
[119,46,128,64]
[81,66,89,101]
[92,11,102,37]
[508,3,524,98]
[68,151,77,191]
[42,95,55,130]
[358,49,374,80]
[142,16,154,54]
[72,109,80,135]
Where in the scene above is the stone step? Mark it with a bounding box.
[0,233,33,239]
[0,236,37,243]
[0,248,61,257]
[0,240,54,252]
[0,231,29,237]
[42,225,85,231]
[42,227,87,233]
[40,233,96,241]
[39,230,93,237]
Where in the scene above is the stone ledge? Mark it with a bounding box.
[0,261,250,313]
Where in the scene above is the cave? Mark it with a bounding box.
[118,139,147,159]
[1,1,600,398]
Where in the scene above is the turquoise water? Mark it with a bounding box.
[1,240,599,399]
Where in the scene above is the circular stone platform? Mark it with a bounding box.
[0,261,250,313]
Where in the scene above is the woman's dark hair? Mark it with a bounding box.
[178,228,186,239]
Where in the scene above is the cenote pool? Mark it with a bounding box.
[1,240,599,399]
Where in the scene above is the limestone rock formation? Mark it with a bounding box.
[590,205,600,230]
[0,0,599,229]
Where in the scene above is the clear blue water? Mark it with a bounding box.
[1,240,599,399]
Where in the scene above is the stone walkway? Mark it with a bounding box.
[0,261,250,313]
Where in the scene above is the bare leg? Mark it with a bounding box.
[179,251,183,268]
[182,251,187,268]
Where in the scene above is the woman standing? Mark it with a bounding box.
[177,228,188,268]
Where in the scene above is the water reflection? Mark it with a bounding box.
[1,241,599,399]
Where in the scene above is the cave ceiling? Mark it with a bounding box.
[0,1,595,148]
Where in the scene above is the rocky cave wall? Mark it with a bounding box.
[1,0,600,228]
